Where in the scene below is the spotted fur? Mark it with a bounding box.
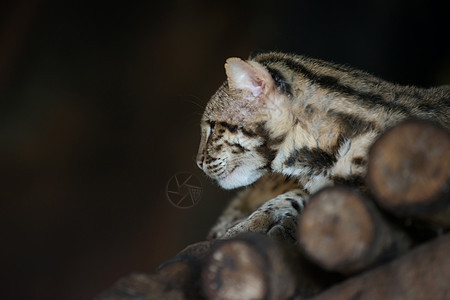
[197,52,450,241]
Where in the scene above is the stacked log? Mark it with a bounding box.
[367,120,450,227]
[201,233,339,299]
[311,234,450,300]
[297,186,413,274]
[97,120,450,300]
[96,241,215,300]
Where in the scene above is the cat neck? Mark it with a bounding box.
[267,86,380,185]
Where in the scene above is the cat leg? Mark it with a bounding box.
[207,173,300,240]
[221,189,308,244]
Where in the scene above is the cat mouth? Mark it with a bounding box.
[215,165,264,189]
[214,164,238,180]
[225,165,239,176]
[205,166,234,183]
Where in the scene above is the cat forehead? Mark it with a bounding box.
[203,82,233,119]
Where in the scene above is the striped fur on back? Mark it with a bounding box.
[196,52,450,192]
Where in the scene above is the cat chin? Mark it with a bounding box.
[216,166,265,189]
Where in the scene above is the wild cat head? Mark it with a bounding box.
[196,56,293,189]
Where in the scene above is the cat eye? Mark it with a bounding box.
[209,121,216,131]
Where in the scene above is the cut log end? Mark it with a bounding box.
[298,186,375,271]
[202,240,268,300]
[311,234,450,300]
[368,120,450,207]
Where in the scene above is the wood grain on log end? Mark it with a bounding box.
[367,120,450,226]
[201,233,336,300]
[298,187,375,272]
[311,234,450,300]
[298,186,412,274]
[202,238,268,300]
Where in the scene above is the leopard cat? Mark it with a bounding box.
[196,51,450,243]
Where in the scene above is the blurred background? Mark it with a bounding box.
[0,0,448,299]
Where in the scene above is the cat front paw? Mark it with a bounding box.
[222,190,307,244]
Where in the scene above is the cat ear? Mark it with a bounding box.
[225,58,271,98]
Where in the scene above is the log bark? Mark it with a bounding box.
[96,241,215,300]
[310,233,450,300]
[96,272,182,300]
[201,233,339,300]
[298,186,412,274]
[367,120,450,227]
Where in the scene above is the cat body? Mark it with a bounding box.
[197,52,450,241]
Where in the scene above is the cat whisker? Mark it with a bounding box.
[182,94,206,110]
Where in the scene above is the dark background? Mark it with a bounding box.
[1,0,448,299]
